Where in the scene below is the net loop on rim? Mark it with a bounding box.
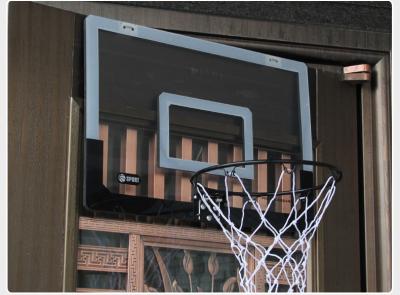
[191,159,340,293]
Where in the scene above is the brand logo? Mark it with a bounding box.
[265,55,282,66]
[117,173,141,185]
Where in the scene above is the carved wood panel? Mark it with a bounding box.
[127,234,144,292]
[77,217,298,292]
[79,217,292,247]
[77,245,128,273]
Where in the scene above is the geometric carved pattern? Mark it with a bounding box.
[79,217,292,247]
[77,245,128,273]
[127,234,143,292]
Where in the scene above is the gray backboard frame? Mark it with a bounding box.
[84,15,313,171]
[159,92,254,179]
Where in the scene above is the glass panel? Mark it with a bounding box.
[77,270,126,290]
[169,105,244,163]
[77,230,129,291]
[98,30,301,150]
[98,29,303,199]
[143,246,240,292]
[80,230,129,248]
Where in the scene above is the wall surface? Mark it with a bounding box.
[111,1,392,32]
[8,2,76,291]
[39,1,391,54]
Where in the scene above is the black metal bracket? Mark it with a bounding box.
[193,192,227,222]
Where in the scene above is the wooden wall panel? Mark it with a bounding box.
[8,2,76,291]
[99,124,109,186]
[275,154,292,213]
[254,149,268,210]
[207,142,219,190]
[120,128,138,195]
[230,146,243,208]
[148,134,165,199]
[175,137,192,202]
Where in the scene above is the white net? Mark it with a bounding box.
[194,167,337,293]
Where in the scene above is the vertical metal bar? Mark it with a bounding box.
[120,128,138,196]
[148,134,165,199]
[175,137,193,202]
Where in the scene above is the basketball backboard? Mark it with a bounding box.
[84,15,313,228]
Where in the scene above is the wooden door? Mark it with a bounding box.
[312,66,362,291]
[8,2,78,291]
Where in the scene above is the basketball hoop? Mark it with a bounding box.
[190,159,341,293]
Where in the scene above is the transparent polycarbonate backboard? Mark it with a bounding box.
[84,15,312,215]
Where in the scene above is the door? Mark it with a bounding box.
[311,65,362,291]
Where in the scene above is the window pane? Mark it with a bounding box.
[144,246,239,292]
[80,230,129,248]
[77,271,127,290]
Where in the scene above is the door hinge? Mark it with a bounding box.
[342,64,371,83]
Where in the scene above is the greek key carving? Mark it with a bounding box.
[127,234,143,292]
[77,245,128,272]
